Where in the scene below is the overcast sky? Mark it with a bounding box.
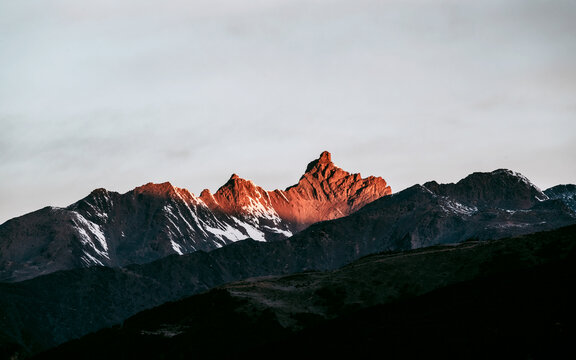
[1,0,575,223]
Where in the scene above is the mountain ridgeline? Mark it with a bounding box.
[0,151,391,282]
[0,157,575,358]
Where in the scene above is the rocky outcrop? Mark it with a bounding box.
[269,151,391,231]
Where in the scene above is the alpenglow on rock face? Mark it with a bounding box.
[269,151,391,231]
[0,151,392,282]
[200,151,392,232]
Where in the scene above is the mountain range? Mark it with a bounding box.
[0,151,390,282]
[0,151,575,359]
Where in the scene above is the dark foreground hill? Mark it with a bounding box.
[34,225,576,360]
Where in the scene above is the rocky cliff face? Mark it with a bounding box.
[0,151,391,282]
[269,151,391,231]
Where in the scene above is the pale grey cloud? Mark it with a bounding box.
[1,0,575,223]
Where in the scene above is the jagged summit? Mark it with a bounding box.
[204,172,273,218]
[134,181,176,195]
[298,151,354,183]
[132,182,199,204]
[319,150,331,162]
[304,150,333,174]
[220,173,255,189]
[270,151,392,231]
[89,188,110,196]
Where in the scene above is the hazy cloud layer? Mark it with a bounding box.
[1,0,575,223]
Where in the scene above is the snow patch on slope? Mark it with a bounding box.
[242,197,282,224]
[441,198,478,216]
[72,213,110,265]
[170,240,184,255]
[262,225,293,237]
[204,221,250,242]
[232,217,267,241]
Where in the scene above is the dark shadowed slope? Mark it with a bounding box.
[34,225,576,360]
